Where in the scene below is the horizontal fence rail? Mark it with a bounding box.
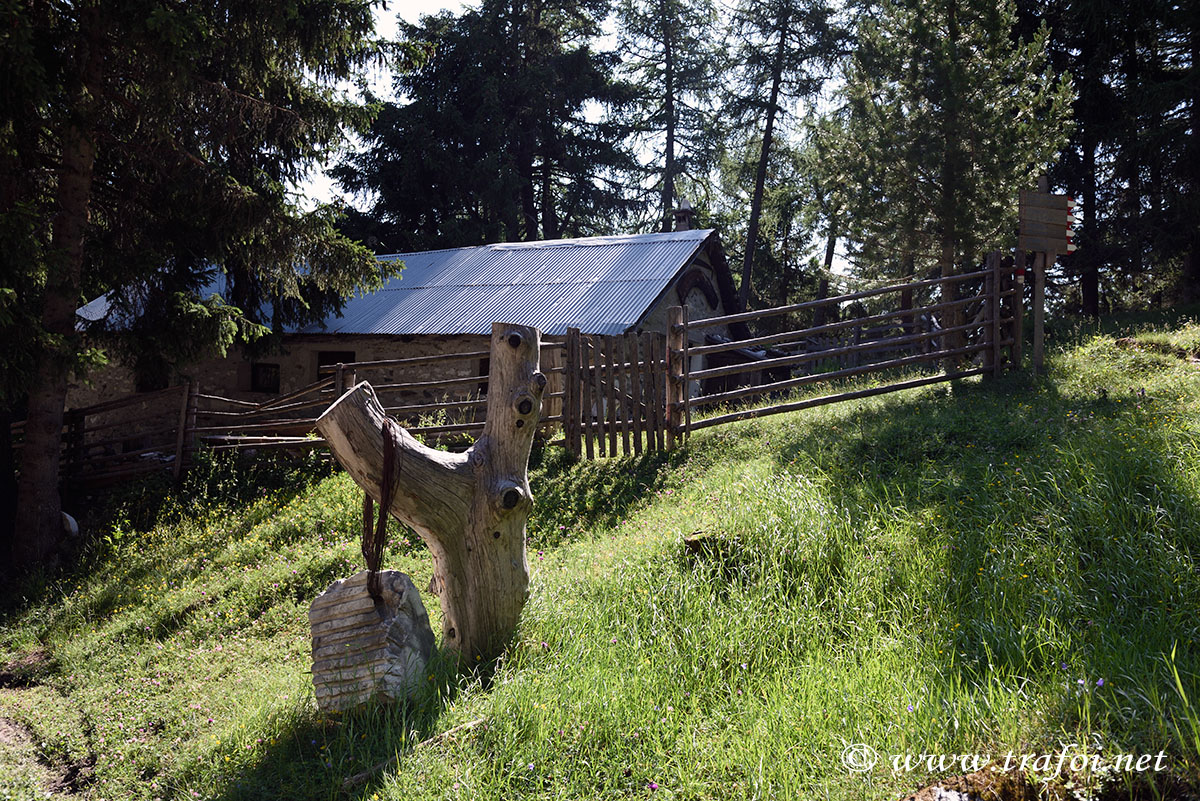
[15,255,1026,484]
[15,340,571,490]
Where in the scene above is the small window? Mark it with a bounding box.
[316,350,357,380]
[317,350,356,369]
[477,357,490,396]
[250,362,280,394]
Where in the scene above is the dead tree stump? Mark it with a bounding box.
[315,323,545,662]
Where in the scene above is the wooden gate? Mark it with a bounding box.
[562,329,670,459]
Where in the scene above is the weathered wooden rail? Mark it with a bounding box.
[12,253,1027,487]
[671,255,1019,436]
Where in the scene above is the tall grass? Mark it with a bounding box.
[2,325,1199,800]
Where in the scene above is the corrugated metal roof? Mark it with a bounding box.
[300,229,714,336]
[77,229,716,337]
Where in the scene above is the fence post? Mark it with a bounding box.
[990,251,1003,376]
[335,363,346,395]
[591,335,606,457]
[666,306,684,451]
[1032,251,1047,375]
[603,335,618,456]
[565,328,581,459]
[681,305,691,441]
[1014,252,1026,369]
[627,332,644,456]
[984,251,993,374]
[173,381,196,481]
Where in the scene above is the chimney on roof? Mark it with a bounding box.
[673,198,695,231]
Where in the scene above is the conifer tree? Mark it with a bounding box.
[336,0,636,251]
[725,0,844,309]
[829,0,1072,284]
[1,0,385,568]
[616,0,725,232]
[1025,0,1199,314]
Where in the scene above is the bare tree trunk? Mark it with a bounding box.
[813,226,836,328]
[14,12,103,568]
[738,7,791,313]
[1080,135,1099,317]
[661,19,676,233]
[900,252,915,335]
[316,323,546,661]
[540,152,561,240]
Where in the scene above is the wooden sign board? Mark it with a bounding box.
[1019,205,1072,225]
[1020,219,1069,240]
[1018,234,1064,254]
[1020,190,1072,210]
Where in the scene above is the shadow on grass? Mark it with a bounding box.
[527,446,682,549]
[207,649,492,801]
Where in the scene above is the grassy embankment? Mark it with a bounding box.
[2,321,1199,801]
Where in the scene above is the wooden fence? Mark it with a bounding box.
[13,255,1024,488]
[672,254,1019,436]
[11,342,567,490]
[561,329,670,459]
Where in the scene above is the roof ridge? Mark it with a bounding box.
[378,229,713,260]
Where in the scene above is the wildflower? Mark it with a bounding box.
[1097,678,1104,687]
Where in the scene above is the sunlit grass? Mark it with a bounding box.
[2,324,1199,800]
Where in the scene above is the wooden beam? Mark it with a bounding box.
[690,368,990,431]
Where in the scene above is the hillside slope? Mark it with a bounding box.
[3,325,1200,801]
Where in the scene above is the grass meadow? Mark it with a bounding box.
[2,321,1200,800]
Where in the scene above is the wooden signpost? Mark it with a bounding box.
[1018,177,1078,374]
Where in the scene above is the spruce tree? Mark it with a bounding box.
[616,0,725,232]
[1027,0,1200,313]
[830,0,1072,282]
[1,0,385,568]
[335,0,637,251]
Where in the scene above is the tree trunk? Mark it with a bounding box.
[738,7,791,312]
[517,130,539,241]
[1081,134,1099,317]
[661,21,676,233]
[14,12,104,568]
[540,149,561,240]
[900,252,915,335]
[316,323,545,661]
[938,0,964,364]
[813,225,837,328]
[0,408,16,570]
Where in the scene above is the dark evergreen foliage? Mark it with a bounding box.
[334,0,639,252]
[1020,0,1200,313]
[0,0,389,567]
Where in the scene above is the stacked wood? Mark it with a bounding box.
[309,570,435,711]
